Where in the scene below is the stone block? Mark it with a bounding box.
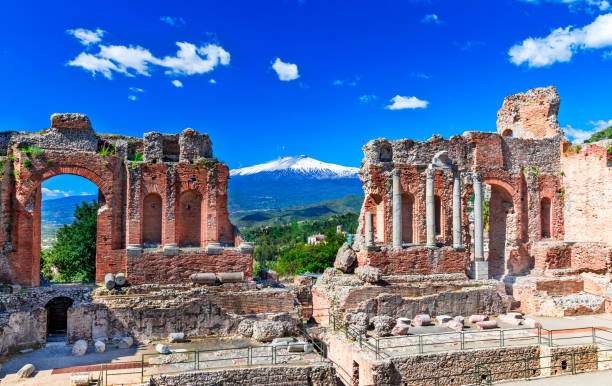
[334,242,357,273]
[205,242,223,255]
[163,244,179,256]
[217,272,244,283]
[156,344,171,354]
[17,364,35,378]
[189,273,216,285]
[414,314,431,326]
[472,261,489,280]
[469,314,488,323]
[391,324,409,336]
[446,319,463,332]
[118,336,134,349]
[94,340,106,353]
[436,315,452,324]
[476,320,499,330]
[70,373,92,386]
[355,265,382,284]
[72,340,88,356]
[238,242,254,254]
[168,333,185,343]
[126,245,142,257]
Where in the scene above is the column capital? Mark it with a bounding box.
[471,172,482,183]
[392,168,401,177]
[425,167,435,179]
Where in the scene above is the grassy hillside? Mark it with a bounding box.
[230,194,363,228]
[584,126,612,143]
[241,212,359,274]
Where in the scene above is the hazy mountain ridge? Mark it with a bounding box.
[228,156,362,211]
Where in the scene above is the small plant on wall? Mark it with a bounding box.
[97,141,116,157]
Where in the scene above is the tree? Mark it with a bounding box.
[41,200,98,282]
[274,227,347,276]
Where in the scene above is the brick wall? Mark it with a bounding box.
[127,248,253,284]
[0,116,250,286]
[562,143,612,244]
[357,246,468,276]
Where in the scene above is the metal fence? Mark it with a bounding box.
[326,309,612,360]
[99,324,325,385]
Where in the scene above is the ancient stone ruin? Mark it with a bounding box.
[0,87,611,385]
[0,114,253,286]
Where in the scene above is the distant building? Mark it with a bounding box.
[307,234,325,245]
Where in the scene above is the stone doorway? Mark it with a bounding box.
[45,296,73,341]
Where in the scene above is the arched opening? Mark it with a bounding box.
[401,193,414,243]
[45,296,73,340]
[142,193,162,247]
[434,195,442,236]
[541,197,552,239]
[502,129,513,137]
[40,175,99,282]
[177,190,202,247]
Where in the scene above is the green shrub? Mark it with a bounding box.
[133,151,143,162]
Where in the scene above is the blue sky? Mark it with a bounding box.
[1,0,611,198]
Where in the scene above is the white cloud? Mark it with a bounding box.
[564,125,597,143]
[128,95,137,101]
[564,119,612,143]
[98,45,157,76]
[67,52,119,79]
[271,57,299,81]
[160,16,185,26]
[520,0,610,11]
[67,31,231,79]
[66,28,105,45]
[209,79,216,84]
[602,49,612,58]
[129,87,144,92]
[386,95,429,110]
[41,188,70,199]
[333,80,343,86]
[589,118,612,130]
[509,13,612,67]
[172,79,183,87]
[157,43,230,75]
[421,14,441,24]
[359,94,377,103]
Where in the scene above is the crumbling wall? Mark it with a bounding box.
[0,113,249,286]
[562,141,612,244]
[496,86,562,139]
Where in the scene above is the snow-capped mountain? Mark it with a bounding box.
[228,156,362,212]
[230,156,359,179]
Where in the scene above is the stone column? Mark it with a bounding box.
[426,168,435,246]
[472,173,488,279]
[452,171,462,249]
[365,212,374,247]
[392,170,402,250]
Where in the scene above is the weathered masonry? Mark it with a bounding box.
[354,86,612,294]
[0,114,253,286]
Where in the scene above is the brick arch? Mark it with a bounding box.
[18,163,114,207]
[10,153,124,287]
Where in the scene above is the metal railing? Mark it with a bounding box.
[475,346,611,385]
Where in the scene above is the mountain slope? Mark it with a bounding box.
[228,156,362,211]
[230,194,363,229]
